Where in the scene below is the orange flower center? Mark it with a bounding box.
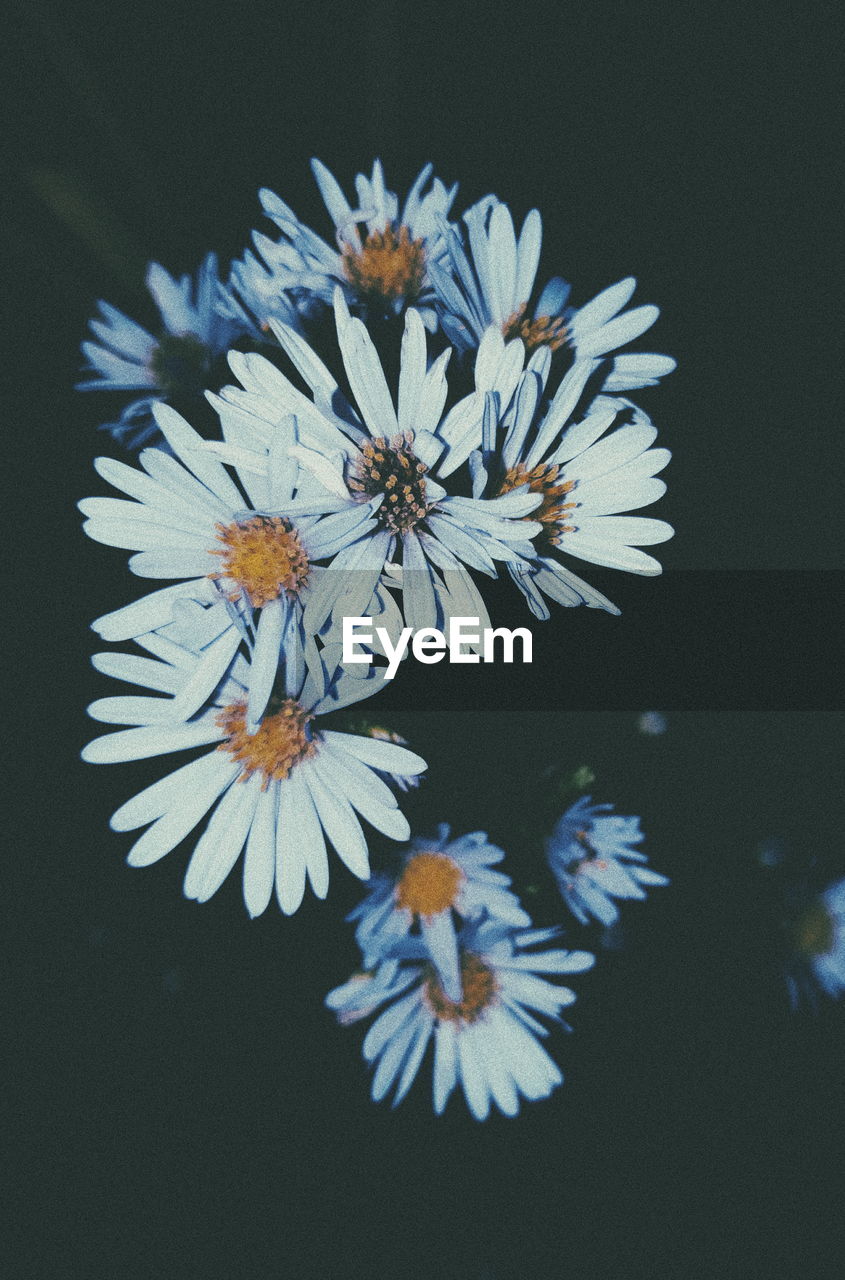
[792,903,835,956]
[348,432,430,533]
[502,305,568,352]
[396,851,464,917]
[210,516,310,607]
[341,225,426,306]
[424,952,499,1024]
[216,698,317,788]
[498,462,578,544]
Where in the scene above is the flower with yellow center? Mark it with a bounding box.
[497,461,579,546]
[465,348,673,621]
[431,193,673,392]
[502,305,569,353]
[83,632,428,918]
[247,295,543,642]
[82,399,381,728]
[349,827,530,1004]
[254,157,457,325]
[341,225,426,309]
[327,919,594,1117]
[396,851,465,918]
[423,952,498,1024]
[210,515,311,606]
[215,697,317,788]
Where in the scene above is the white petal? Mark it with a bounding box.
[242,783,278,917]
[321,731,426,776]
[124,762,239,867]
[274,773,308,914]
[183,772,262,901]
[83,718,224,764]
[246,599,284,728]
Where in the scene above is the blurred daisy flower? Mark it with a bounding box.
[77,253,257,448]
[248,158,458,327]
[326,919,594,1118]
[348,825,530,1000]
[208,292,543,635]
[430,195,676,391]
[547,795,669,926]
[462,348,672,619]
[637,711,668,736]
[785,878,845,1007]
[82,630,426,916]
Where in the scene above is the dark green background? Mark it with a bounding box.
[5,2,843,1277]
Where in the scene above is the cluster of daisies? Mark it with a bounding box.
[327,805,668,1117]
[78,157,677,1115]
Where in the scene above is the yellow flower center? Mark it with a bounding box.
[502,305,568,352]
[210,516,310,607]
[793,903,835,957]
[348,433,430,533]
[341,225,426,306]
[423,952,499,1024]
[498,462,578,544]
[216,698,317,788]
[396,851,464,917]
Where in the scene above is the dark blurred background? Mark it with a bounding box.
[4,1,843,1277]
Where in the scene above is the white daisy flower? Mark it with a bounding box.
[249,158,458,328]
[326,919,594,1118]
[547,795,669,926]
[637,711,668,736]
[430,194,675,391]
[462,350,673,619]
[786,878,845,1007]
[348,825,531,1001]
[77,253,257,447]
[80,399,384,727]
[208,292,543,635]
[82,633,427,916]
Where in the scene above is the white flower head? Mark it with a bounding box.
[248,158,458,329]
[786,878,845,1007]
[327,918,594,1119]
[80,399,386,727]
[83,630,427,917]
[462,348,673,619]
[349,825,531,1001]
[547,795,669,926]
[430,194,676,391]
[212,293,544,637]
[77,253,257,447]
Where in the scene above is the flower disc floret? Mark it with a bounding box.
[502,306,568,352]
[348,432,430,533]
[341,225,426,307]
[498,462,578,545]
[423,952,499,1024]
[396,851,465,917]
[210,515,310,606]
[216,697,316,787]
